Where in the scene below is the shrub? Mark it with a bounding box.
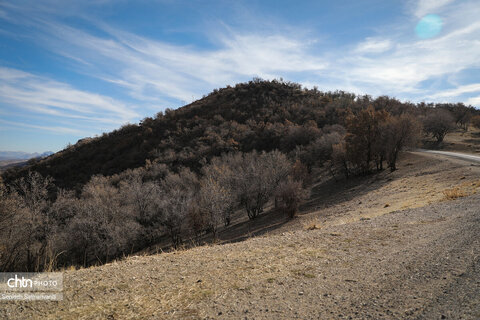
[275,178,309,219]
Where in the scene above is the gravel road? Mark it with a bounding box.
[416,149,480,163]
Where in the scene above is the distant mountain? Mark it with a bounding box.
[0,151,53,161]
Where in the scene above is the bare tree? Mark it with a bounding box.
[198,175,232,239]
[157,169,199,248]
[0,181,28,271]
[201,158,237,227]
[330,142,350,179]
[12,172,54,271]
[275,178,309,219]
[471,115,480,129]
[234,151,291,219]
[423,109,455,143]
[66,175,141,266]
[383,114,422,171]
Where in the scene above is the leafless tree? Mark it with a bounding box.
[275,178,309,219]
[423,109,455,143]
[157,169,199,248]
[12,172,54,271]
[383,114,422,171]
[471,115,480,129]
[0,181,28,271]
[66,175,141,266]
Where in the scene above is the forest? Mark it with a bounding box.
[1,79,480,272]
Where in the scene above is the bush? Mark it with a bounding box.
[275,179,308,219]
[471,115,480,129]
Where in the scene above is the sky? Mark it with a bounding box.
[0,0,479,153]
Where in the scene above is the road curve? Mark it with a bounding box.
[415,149,480,163]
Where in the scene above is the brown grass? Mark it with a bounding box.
[442,180,480,201]
[303,218,322,230]
[443,187,469,200]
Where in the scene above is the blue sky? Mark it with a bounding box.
[1,0,479,153]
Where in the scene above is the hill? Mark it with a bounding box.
[0,79,425,190]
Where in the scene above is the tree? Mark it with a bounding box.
[66,175,141,266]
[0,181,28,271]
[275,178,309,219]
[471,115,480,129]
[12,172,55,271]
[423,109,455,143]
[345,106,389,173]
[158,169,199,248]
[451,103,471,131]
[201,159,237,230]
[234,151,291,219]
[330,142,350,179]
[383,114,422,171]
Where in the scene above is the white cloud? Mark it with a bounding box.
[324,0,480,105]
[0,119,83,135]
[0,67,139,128]
[414,0,455,18]
[32,21,326,104]
[466,96,480,106]
[1,0,479,118]
[355,38,393,54]
[430,83,480,99]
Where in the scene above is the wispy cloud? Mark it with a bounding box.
[319,0,480,104]
[1,0,479,125]
[30,20,326,104]
[0,119,83,135]
[430,83,480,99]
[413,0,455,18]
[355,38,393,54]
[0,67,138,127]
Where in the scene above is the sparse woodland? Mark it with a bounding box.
[1,79,478,271]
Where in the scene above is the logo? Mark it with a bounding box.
[7,275,33,288]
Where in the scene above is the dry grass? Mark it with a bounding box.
[443,187,469,200]
[303,218,322,230]
[442,180,480,201]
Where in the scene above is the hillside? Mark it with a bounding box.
[2,79,453,191]
[2,150,479,319]
[3,80,345,190]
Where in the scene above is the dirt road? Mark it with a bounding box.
[415,149,480,163]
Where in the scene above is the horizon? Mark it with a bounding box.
[1,0,480,153]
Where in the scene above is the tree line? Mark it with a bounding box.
[0,151,308,271]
